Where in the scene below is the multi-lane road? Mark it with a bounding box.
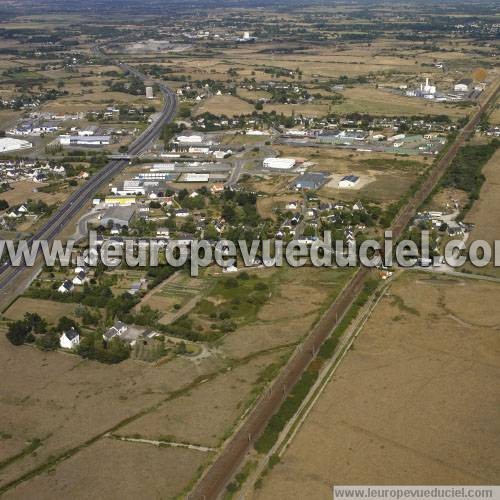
[0,58,177,294]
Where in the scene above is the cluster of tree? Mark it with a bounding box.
[77,331,130,364]
[331,74,369,85]
[177,189,207,210]
[146,263,178,289]
[268,87,311,104]
[6,312,46,345]
[161,122,185,147]
[441,139,499,214]
[25,283,139,319]
[220,189,261,228]
[192,110,298,131]
[0,89,67,110]
[109,77,145,96]
[25,199,54,216]
[258,66,300,79]
[139,64,174,78]
[123,305,160,327]
[5,313,80,350]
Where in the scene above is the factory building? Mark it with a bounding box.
[454,78,473,92]
[0,137,33,153]
[338,175,360,188]
[263,157,296,170]
[59,135,111,146]
[100,206,136,228]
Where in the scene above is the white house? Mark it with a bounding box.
[103,321,128,341]
[72,270,88,286]
[58,280,74,294]
[60,327,80,349]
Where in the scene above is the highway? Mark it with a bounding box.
[0,57,177,292]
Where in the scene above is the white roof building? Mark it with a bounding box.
[0,138,32,153]
[176,135,204,144]
[338,175,360,188]
[182,173,209,182]
[263,158,296,170]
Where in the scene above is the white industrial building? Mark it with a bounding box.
[112,180,145,195]
[189,146,211,154]
[387,134,406,143]
[151,163,176,171]
[59,135,110,146]
[146,86,154,99]
[421,78,436,95]
[454,78,472,92]
[0,137,33,153]
[176,135,204,144]
[263,157,296,170]
[181,173,210,182]
[338,175,360,188]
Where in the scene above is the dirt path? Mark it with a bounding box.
[108,435,217,453]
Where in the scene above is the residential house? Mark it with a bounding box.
[103,321,128,342]
[72,270,88,286]
[58,280,74,294]
[59,327,80,349]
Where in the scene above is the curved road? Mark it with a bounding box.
[0,58,177,292]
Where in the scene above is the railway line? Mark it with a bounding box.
[189,78,500,499]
